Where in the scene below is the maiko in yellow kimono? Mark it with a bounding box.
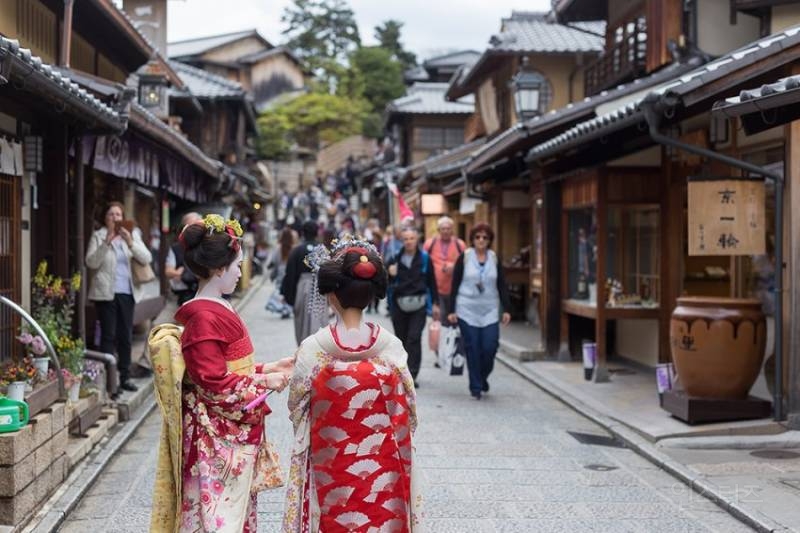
[148,300,282,533]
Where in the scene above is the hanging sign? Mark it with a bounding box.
[687,178,765,256]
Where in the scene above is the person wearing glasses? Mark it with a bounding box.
[447,223,511,400]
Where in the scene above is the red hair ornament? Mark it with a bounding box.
[343,247,377,279]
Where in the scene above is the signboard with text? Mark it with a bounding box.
[688,178,765,256]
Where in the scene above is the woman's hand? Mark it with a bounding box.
[271,356,295,376]
[264,372,289,392]
[118,227,133,247]
[501,312,511,326]
[388,264,398,277]
[447,313,458,324]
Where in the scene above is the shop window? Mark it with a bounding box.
[0,172,20,363]
[606,206,660,307]
[567,208,597,304]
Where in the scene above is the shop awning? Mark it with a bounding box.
[462,57,705,176]
[526,25,800,166]
[0,36,124,133]
[712,74,800,134]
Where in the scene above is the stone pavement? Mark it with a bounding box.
[59,281,754,532]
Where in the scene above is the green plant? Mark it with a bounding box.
[30,261,83,377]
[1,357,37,384]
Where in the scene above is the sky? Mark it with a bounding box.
[165,0,552,60]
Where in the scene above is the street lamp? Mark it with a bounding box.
[510,57,546,122]
[138,60,169,118]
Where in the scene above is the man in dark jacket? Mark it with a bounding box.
[281,220,323,345]
[165,212,202,305]
[386,227,439,386]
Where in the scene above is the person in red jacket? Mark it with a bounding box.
[423,216,466,320]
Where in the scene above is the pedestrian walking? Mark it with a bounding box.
[265,227,296,319]
[281,220,325,345]
[447,222,511,400]
[148,214,292,532]
[423,216,466,319]
[85,201,152,393]
[386,227,439,386]
[164,212,202,305]
[284,238,422,532]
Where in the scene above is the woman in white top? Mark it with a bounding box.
[85,201,151,392]
[447,223,511,400]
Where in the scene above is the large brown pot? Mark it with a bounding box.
[670,297,766,399]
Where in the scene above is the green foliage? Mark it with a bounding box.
[350,46,406,114]
[361,112,384,139]
[258,92,367,155]
[282,0,361,84]
[256,113,292,160]
[374,20,417,70]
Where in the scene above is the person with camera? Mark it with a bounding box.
[165,212,202,305]
[386,226,439,387]
[85,201,152,392]
[447,223,511,400]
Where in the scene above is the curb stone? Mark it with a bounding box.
[23,277,268,533]
[496,352,790,533]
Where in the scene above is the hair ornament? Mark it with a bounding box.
[304,234,379,319]
[197,213,244,251]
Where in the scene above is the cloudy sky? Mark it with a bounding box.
[166,0,552,60]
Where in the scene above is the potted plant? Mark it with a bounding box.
[56,335,84,402]
[1,358,37,401]
[17,332,50,375]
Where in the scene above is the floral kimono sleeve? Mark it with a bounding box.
[389,340,418,434]
[183,339,272,426]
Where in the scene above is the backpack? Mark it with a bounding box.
[425,237,463,256]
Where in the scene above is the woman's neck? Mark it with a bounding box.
[195,279,223,300]
[475,248,488,260]
[338,307,363,330]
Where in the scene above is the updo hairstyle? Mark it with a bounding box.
[317,247,387,310]
[180,223,239,279]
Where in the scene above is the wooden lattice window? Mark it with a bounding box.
[0,172,21,364]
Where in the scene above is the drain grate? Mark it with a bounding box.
[750,449,800,460]
[568,431,626,448]
[584,463,619,472]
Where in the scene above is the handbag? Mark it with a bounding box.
[396,294,427,312]
[131,257,155,285]
[450,333,465,376]
[428,320,441,352]
[438,324,458,370]
[251,438,284,491]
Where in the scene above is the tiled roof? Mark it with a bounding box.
[170,61,245,99]
[387,83,474,115]
[490,15,604,53]
[238,46,302,66]
[0,36,123,131]
[715,74,800,112]
[168,30,263,59]
[528,25,800,161]
[423,50,482,68]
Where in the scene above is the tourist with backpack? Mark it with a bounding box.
[423,216,466,319]
[386,227,439,387]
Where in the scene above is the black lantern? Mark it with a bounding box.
[510,57,546,121]
[137,60,169,118]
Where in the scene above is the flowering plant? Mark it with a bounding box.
[82,360,103,389]
[30,261,84,377]
[17,332,48,357]
[60,368,80,389]
[1,357,37,384]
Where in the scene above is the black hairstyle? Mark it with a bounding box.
[180,222,239,279]
[302,220,319,242]
[316,247,387,310]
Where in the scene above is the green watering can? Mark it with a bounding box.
[0,397,29,433]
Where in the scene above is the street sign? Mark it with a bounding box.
[687,178,765,256]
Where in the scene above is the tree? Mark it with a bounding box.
[257,92,367,159]
[349,46,405,114]
[282,0,361,86]
[374,19,417,70]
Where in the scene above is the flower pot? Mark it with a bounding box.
[670,297,765,399]
[68,382,80,402]
[6,381,26,402]
[32,357,49,376]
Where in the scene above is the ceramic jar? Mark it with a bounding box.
[670,297,766,399]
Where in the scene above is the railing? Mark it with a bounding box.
[584,22,648,97]
[0,295,65,397]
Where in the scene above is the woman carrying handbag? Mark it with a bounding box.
[85,201,152,393]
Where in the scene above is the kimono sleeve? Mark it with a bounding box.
[182,312,272,422]
[287,345,314,436]
[387,338,418,434]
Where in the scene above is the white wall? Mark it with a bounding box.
[698,0,761,57]
[615,318,659,367]
[772,4,800,33]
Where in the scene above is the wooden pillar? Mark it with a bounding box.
[787,102,800,427]
[35,123,69,277]
[543,179,562,355]
[594,171,610,381]
[74,133,86,341]
[659,153,684,363]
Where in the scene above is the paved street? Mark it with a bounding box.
[59,280,753,532]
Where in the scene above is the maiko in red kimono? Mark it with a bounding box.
[165,299,278,532]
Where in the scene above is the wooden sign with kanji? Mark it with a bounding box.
[688,178,765,256]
